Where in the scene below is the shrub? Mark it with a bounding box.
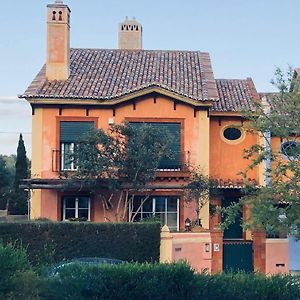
[195,272,300,300]
[0,243,40,299]
[41,262,196,300]
[0,222,160,265]
[9,270,41,300]
[0,243,30,296]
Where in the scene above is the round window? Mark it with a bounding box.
[281,141,299,157]
[223,127,242,141]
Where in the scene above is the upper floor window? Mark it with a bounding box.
[60,121,94,171]
[223,127,242,141]
[130,122,181,170]
[221,125,244,144]
[281,141,299,159]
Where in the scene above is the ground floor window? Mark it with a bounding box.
[62,196,90,221]
[129,196,179,231]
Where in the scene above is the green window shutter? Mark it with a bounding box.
[130,122,181,169]
[60,121,94,142]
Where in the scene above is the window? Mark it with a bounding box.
[60,121,94,171]
[129,196,179,231]
[61,142,76,170]
[223,127,242,141]
[62,196,90,221]
[130,122,181,170]
[281,141,299,158]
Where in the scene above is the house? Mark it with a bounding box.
[20,0,290,273]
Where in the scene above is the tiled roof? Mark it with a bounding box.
[259,92,278,110]
[213,78,259,112]
[216,178,258,189]
[21,48,219,102]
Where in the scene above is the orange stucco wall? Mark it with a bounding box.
[210,117,258,182]
[40,96,205,178]
[37,95,208,224]
[40,189,60,220]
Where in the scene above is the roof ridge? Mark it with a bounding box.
[70,47,207,54]
[216,78,250,81]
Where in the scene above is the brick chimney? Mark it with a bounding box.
[118,17,142,50]
[46,0,71,81]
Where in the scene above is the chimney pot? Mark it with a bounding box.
[118,17,142,50]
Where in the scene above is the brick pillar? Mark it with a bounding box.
[210,228,223,273]
[160,225,173,263]
[252,230,266,273]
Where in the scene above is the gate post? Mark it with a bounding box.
[252,230,266,273]
[211,228,223,273]
[160,225,173,263]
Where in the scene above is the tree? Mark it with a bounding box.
[68,122,174,221]
[67,122,215,225]
[0,157,11,210]
[10,134,29,215]
[231,68,300,237]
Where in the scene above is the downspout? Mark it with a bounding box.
[262,96,271,187]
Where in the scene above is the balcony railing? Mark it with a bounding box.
[52,149,191,173]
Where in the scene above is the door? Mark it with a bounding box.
[222,197,243,239]
[223,241,253,272]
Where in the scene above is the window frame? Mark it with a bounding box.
[129,196,180,231]
[62,196,91,221]
[57,118,97,172]
[125,118,184,171]
[61,142,77,171]
[280,140,299,159]
[220,125,245,145]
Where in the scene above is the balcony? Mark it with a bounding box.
[52,149,191,175]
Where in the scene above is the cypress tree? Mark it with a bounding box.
[11,134,29,215]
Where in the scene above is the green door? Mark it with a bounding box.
[222,197,243,239]
[223,241,253,272]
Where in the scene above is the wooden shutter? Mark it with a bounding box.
[60,121,94,142]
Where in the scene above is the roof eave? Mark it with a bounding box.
[21,86,218,108]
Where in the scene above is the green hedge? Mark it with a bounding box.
[195,272,300,300]
[0,222,160,265]
[42,262,196,300]
[1,245,299,300]
[41,263,300,300]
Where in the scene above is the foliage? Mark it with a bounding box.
[195,272,300,300]
[0,243,299,300]
[0,222,161,265]
[73,122,173,186]
[9,134,29,215]
[69,123,215,224]
[0,156,12,210]
[67,122,174,221]
[0,243,33,298]
[184,167,219,225]
[224,68,300,236]
[41,262,196,300]
[0,243,41,299]
[41,263,300,300]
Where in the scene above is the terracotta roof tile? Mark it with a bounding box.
[213,78,258,112]
[21,48,219,102]
[216,178,258,189]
